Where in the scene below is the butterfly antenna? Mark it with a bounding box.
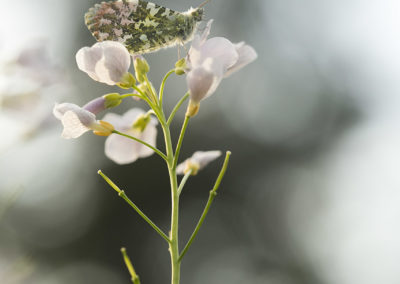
[198,0,212,9]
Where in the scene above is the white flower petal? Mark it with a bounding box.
[176,162,186,175]
[190,19,214,61]
[76,41,131,85]
[101,41,131,82]
[53,103,98,139]
[61,110,92,139]
[76,46,102,81]
[177,150,222,175]
[186,22,256,104]
[192,150,222,169]
[224,42,258,77]
[122,108,145,125]
[197,37,238,72]
[105,132,140,164]
[186,67,216,103]
[138,122,157,158]
[103,108,158,164]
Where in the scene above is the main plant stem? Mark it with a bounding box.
[160,115,181,284]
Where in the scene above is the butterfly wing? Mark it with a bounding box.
[85,0,185,54]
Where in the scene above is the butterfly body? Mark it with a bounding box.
[85,0,204,54]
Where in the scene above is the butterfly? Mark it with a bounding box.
[85,0,207,55]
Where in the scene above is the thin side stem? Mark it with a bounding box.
[112,130,167,161]
[98,170,171,243]
[159,69,175,106]
[121,247,141,284]
[120,93,143,100]
[167,93,189,126]
[179,151,231,261]
[177,170,192,196]
[172,115,190,170]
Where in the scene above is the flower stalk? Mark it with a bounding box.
[55,14,256,283]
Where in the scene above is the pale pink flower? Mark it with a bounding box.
[186,20,257,104]
[76,41,131,85]
[103,108,158,165]
[177,150,222,175]
[53,97,113,139]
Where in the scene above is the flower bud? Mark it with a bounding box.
[137,82,157,101]
[117,72,136,89]
[103,93,122,108]
[134,56,149,83]
[175,58,186,75]
[132,113,151,132]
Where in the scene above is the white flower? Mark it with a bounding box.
[186,20,257,104]
[76,41,131,85]
[177,150,222,175]
[53,101,113,139]
[103,108,158,165]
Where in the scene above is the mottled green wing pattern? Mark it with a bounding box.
[85,0,202,54]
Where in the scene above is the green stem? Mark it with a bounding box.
[177,170,192,196]
[179,151,231,261]
[167,93,189,126]
[112,130,167,161]
[121,247,141,284]
[157,108,181,284]
[159,69,175,106]
[98,170,171,243]
[144,75,158,104]
[172,115,190,170]
[120,93,143,100]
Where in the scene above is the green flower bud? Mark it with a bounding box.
[175,58,187,75]
[103,93,122,108]
[137,82,156,100]
[134,56,150,83]
[132,113,151,132]
[117,72,136,89]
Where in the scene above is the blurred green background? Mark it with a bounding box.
[1,0,400,283]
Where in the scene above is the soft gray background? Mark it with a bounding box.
[1,0,400,283]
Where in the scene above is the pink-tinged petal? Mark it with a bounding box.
[224,42,258,77]
[60,110,93,139]
[82,97,106,114]
[186,67,216,103]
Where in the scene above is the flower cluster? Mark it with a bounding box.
[53,19,256,172]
